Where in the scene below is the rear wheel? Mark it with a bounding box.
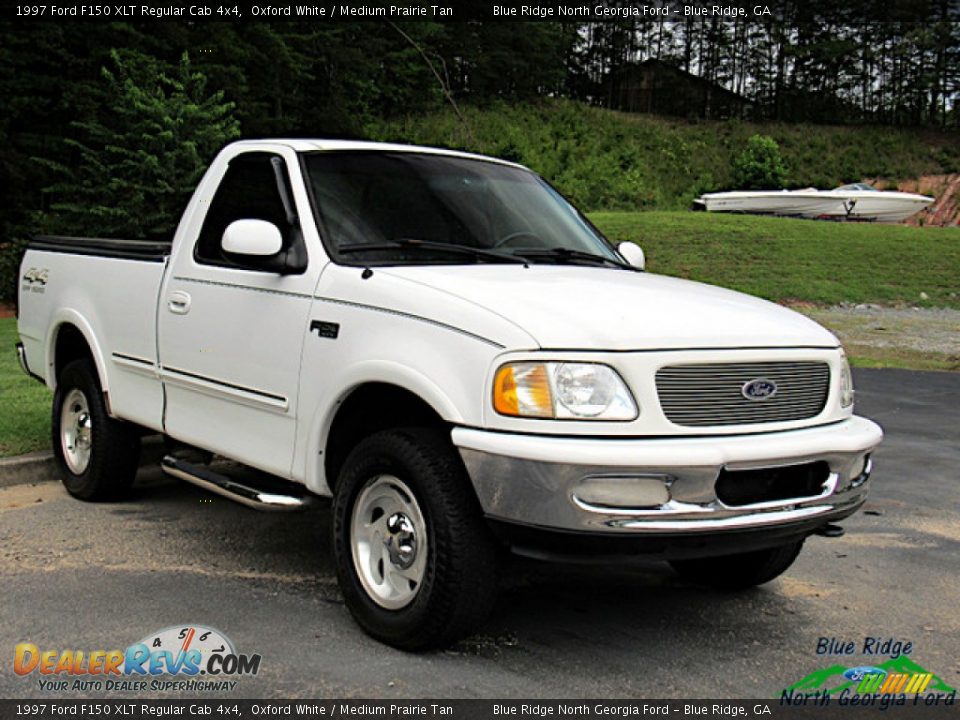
[332,428,498,650]
[669,540,804,590]
[52,359,141,501]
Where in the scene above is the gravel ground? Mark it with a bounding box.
[799,305,960,367]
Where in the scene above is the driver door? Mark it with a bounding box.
[157,150,318,477]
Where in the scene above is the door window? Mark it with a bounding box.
[195,152,304,269]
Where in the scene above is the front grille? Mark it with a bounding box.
[656,361,830,427]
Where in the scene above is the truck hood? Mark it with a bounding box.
[378,265,838,350]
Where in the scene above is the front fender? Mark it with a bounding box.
[302,360,464,495]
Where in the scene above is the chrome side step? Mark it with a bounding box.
[160,456,313,512]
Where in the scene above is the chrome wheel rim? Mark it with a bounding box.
[350,475,427,610]
[60,388,93,475]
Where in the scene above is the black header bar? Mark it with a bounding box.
[4,0,957,23]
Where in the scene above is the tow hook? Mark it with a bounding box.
[815,523,845,538]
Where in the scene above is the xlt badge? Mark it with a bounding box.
[310,320,340,339]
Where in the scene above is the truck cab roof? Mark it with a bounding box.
[225,139,526,169]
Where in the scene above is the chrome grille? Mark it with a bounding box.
[656,362,830,427]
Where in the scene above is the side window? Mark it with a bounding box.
[195,152,302,269]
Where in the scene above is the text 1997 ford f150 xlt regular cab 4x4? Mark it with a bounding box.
[16,140,883,649]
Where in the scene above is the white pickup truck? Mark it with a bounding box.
[17,140,882,649]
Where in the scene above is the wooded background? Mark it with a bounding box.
[1,8,958,300]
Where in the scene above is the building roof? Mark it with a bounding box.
[618,58,753,104]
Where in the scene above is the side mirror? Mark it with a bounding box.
[617,241,645,270]
[222,219,283,258]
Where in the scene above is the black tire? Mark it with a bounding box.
[669,540,804,591]
[51,359,141,501]
[332,428,499,650]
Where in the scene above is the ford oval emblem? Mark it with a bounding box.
[843,666,887,682]
[742,378,778,400]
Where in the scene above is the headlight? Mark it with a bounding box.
[493,362,638,420]
[840,352,855,408]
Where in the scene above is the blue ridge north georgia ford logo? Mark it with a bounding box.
[742,378,778,400]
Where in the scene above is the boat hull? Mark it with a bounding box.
[697,189,933,223]
[698,191,845,217]
[815,193,933,223]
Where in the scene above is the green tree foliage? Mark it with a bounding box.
[0,15,957,305]
[732,134,788,190]
[439,22,571,102]
[40,50,239,239]
[372,100,959,210]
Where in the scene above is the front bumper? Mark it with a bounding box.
[453,416,882,544]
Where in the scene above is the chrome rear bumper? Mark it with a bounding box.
[16,342,29,376]
[15,341,44,384]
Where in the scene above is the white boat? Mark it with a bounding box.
[695,183,933,223]
[694,188,844,217]
[816,183,935,223]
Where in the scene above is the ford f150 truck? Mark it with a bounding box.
[16,140,883,649]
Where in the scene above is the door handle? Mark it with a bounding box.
[168,291,192,315]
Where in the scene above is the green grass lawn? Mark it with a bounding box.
[590,211,960,309]
[0,317,51,457]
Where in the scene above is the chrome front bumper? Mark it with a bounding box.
[452,416,883,536]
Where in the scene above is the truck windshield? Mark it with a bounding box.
[302,151,623,267]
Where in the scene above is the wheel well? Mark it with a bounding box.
[324,383,448,490]
[54,324,95,381]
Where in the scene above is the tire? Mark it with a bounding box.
[52,359,141,501]
[669,540,804,591]
[332,428,499,650]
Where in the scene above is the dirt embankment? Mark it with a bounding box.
[869,174,960,227]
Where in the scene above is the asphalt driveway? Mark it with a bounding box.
[0,369,957,698]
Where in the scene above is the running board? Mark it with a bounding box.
[160,456,313,512]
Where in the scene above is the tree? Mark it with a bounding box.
[41,50,240,239]
[733,134,787,189]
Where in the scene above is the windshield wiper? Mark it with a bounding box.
[516,247,637,271]
[338,238,529,266]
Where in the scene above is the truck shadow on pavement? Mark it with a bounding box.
[122,467,816,658]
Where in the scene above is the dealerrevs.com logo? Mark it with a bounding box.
[14,625,261,693]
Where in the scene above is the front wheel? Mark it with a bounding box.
[669,540,804,591]
[52,359,141,501]
[332,428,498,650]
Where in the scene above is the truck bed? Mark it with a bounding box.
[18,238,169,433]
[31,235,171,262]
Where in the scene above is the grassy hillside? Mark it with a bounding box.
[368,100,960,212]
[590,211,960,309]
